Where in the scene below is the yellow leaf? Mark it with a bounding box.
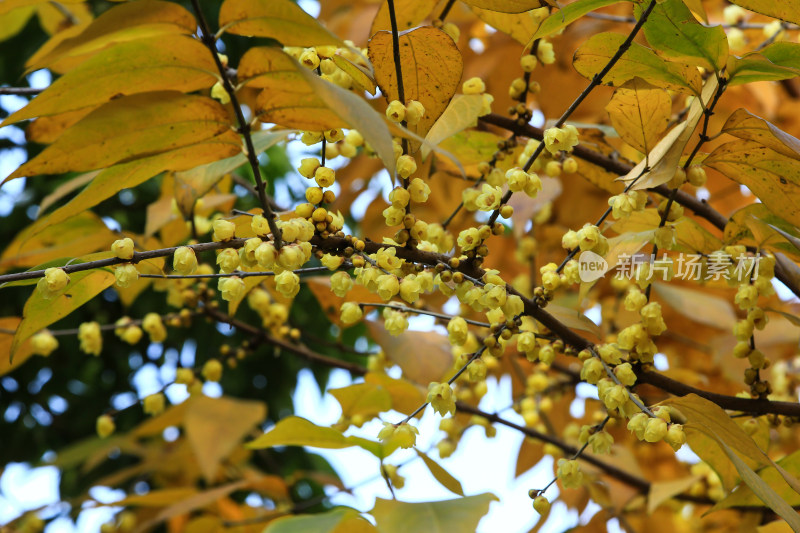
[27,0,196,73]
[471,7,537,45]
[370,0,438,36]
[366,322,453,385]
[706,140,800,227]
[0,212,115,272]
[173,130,289,216]
[0,6,35,42]
[727,0,800,26]
[264,509,358,533]
[725,204,800,261]
[11,269,116,359]
[652,282,736,330]
[369,27,463,138]
[0,318,35,377]
[31,133,241,236]
[35,1,92,36]
[621,76,718,190]
[721,108,800,159]
[647,476,702,514]
[414,449,464,496]
[370,493,498,533]
[94,487,198,508]
[328,382,392,419]
[715,450,800,510]
[458,0,547,13]
[26,107,92,144]
[10,93,233,179]
[241,47,396,176]
[246,416,351,450]
[184,396,266,483]
[364,372,426,415]
[332,53,377,95]
[218,0,344,47]
[422,94,485,160]
[545,305,602,339]
[134,480,249,533]
[2,34,218,125]
[611,208,722,254]
[606,78,672,155]
[665,394,800,500]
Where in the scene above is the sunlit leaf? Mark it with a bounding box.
[414,449,464,496]
[458,0,547,13]
[422,94,484,160]
[529,0,624,44]
[366,322,453,385]
[2,35,218,125]
[328,382,392,420]
[11,269,116,359]
[9,92,234,179]
[218,0,344,47]
[727,0,800,25]
[370,493,498,533]
[573,32,702,94]
[652,282,736,330]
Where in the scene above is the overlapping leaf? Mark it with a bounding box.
[2,35,218,125]
[219,0,344,47]
[369,27,463,138]
[8,92,234,179]
[606,78,671,154]
[371,493,498,533]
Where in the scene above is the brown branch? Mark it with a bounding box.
[0,87,43,96]
[204,306,367,376]
[479,113,800,299]
[190,0,283,249]
[635,368,800,418]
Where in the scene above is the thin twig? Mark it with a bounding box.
[189,0,284,249]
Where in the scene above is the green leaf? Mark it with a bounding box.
[727,55,800,86]
[11,269,116,359]
[724,204,800,260]
[727,0,800,25]
[706,140,800,227]
[218,0,344,47]
[414,449,464,496]
[8,93,234,179]
[573,32,702,94]
[370,493,498,533]
[639,0,728,72]
[529,0,625,43]
[2,35,218,125]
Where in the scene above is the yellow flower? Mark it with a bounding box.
[216,248,240,274]
[396,155,417,179]
[330,271,353,297]
[315,166,335,188]
[376,274,400,301]
[202,359,223,382]
[557,458,583,488]
[399,275,422,303]
[405,100,425,125]
[142,313,167,343]
[476,184,503,211]
[96,415,115,438]
[37,267,69,299]
[665,424,686,451]
[173,246,197,275]
[580,357,604,384]
[447,317,469,346]
[115,263,139,288]
[462,77,485,94]
[590,431,614,454]
[77,322,102,356]
[644,417,668,442]
[212,219,236,241]
[275,270,300,298]
[31,330,58,356]
[175,368,194,385]
[383,307,408,336]
[427,382,456,416]
[457,227,481,251]
[340,302,363,325]
[111,237,135,260]
[533,495,550,515]
[218,276,245,301]
[386,100,406,122]
[378,421,418,448]
[251,215,271,237]
[614,362,637,386]
[143,393,165,416]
